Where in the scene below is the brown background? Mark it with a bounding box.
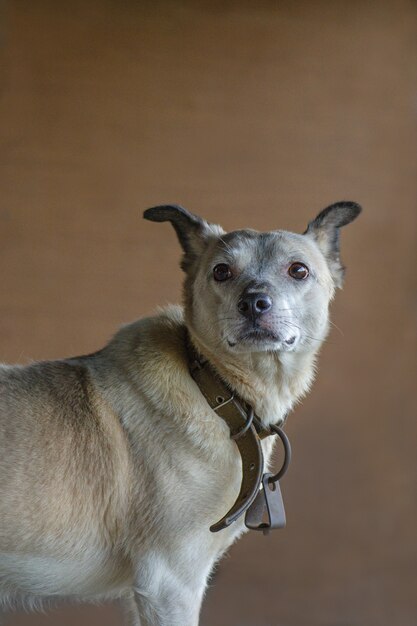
[1,1,416,625]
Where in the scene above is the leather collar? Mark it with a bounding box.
[186,332,291,534]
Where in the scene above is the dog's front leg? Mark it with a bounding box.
[132,563,205,626]
[121,593,141,626]
[133,589,201,626]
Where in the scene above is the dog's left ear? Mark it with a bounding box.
[143,204,224,272]
[304,201,362,288]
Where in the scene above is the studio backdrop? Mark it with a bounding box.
[0,2,416,625]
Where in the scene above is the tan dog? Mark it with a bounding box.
[0,202,361,625]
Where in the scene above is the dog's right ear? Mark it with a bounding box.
[143,204,224,271]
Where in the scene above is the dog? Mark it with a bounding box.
[0,201,361,625]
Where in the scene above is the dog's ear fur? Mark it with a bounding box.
[144,204,224,272]
[304,201,362,288]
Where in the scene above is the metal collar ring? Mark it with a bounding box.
[268,424,292,483]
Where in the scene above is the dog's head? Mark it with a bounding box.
[144,202,361,356]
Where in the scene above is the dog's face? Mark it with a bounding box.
[144,202,361,356]
[190,228,334,354]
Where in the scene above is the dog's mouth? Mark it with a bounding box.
[242,328,279,343]
[227,327,298,350]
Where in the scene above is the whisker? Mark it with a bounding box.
[328,320,344,336]
[279,320,329,344]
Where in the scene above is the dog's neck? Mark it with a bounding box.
[187,328,319,427]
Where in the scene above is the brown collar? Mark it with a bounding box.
[186,334,291,534]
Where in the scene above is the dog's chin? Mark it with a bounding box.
[226,329,299,353]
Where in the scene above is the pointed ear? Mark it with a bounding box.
[304,201,362,288]
[143,204,224,271]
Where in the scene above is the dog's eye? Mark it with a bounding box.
[288,262,309,280]
[213,263,232,282]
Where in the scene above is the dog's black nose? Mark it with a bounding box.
[237,293,273,320]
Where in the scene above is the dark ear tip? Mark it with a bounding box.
[335,200,362,218]
[320,200,363,228]
[304,200,362,235]
[143,207,158,221]
[143,204,187,223]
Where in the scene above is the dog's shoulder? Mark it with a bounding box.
[101,305,228,449]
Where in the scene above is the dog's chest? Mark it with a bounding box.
[138,426,275,550]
